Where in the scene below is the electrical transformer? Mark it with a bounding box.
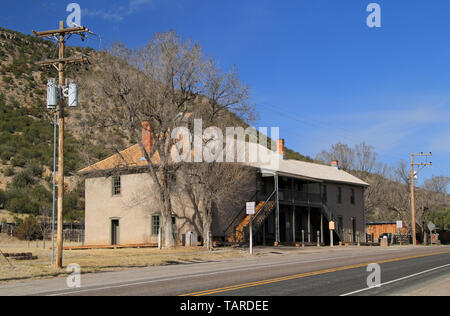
[68,82,78,107]
[47,79,58,109]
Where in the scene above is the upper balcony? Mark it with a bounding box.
[278,189,323,206]
[257,175,325,207]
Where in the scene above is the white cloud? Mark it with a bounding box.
[83,0,155,22]
[290,96,450,162]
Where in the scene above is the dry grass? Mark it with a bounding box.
[0,235,248,284]
[0,210,26,223]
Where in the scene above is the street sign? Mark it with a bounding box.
[329,221,335,230]
[246,202,256,215]
[396,221,403,229]
[427,222,436,232]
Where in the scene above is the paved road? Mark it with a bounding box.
[1,246,449,296]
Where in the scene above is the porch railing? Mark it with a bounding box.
[277,189,322,204]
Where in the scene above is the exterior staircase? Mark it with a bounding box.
[225,191,277,243]
[231,201,265,243]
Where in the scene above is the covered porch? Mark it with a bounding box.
[254,171,334,246]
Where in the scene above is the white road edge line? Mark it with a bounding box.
[44,249,442,296]
[340,263,450,296]
[10,248,434,296]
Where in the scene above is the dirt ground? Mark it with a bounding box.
[0,234,248,284]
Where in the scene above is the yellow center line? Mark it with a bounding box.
[179,250,450,296]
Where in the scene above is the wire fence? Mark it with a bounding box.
[0,223,85,244]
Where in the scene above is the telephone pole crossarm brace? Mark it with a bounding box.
[34,21,90,268]
[410,152,432,246]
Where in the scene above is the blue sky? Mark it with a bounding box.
[1,0,450,185]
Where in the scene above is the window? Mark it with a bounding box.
[112,176,121,196]
[338,216,343,237]
[350,188,355,205]
[152,215,160,235]
[152,216,177,236]
[322,185,327,203]
[337,187,342,204]
[172,216,177,236]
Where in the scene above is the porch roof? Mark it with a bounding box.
[248,143,369,187]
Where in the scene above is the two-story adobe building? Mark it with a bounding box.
[79,132,369,247]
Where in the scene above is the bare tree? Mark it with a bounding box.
[393,160,411,189]
[178,162,254,248]
[316,142,355,171]
[423,176,450,194]
[355,141,377,174]
[79,32,250,248]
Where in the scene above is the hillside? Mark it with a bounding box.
[0,27,314,223]
[0,27,112,222]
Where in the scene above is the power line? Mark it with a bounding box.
[257,101,409,163]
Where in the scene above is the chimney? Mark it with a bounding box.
[277,139,286,160]
[141,121,153,155]
[331,160,339,169]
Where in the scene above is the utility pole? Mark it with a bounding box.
[410,152,432,246]
[34,21,91,268]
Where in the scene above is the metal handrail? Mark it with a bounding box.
[245,190,277,239]
[252,190,276,222]
[223,192,257,237]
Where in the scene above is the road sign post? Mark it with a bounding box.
[246,202,256,255]
[428,222,436,245]
[249,215,253,255]
[329,221,335,247]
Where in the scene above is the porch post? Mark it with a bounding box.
[292,205,296,244]
[262,220,266,246]
[320,212,324,243]
[307,206,311,243]
[275,174,280,244]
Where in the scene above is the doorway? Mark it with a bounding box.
[111,219,120,245]
[279,212,286,242]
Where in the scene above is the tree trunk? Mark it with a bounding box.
[161,198,175,248]
[164,217,175,248]
[156,168,176,249]
[202,203,213,250]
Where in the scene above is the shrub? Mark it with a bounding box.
[2,76,12,84]
[7,197,28,213]
[11,170,35,187]
[11,156,27,167]
[3,166,14,176]
[26,161,43,177]
[0,189,7,208]
[17,216,41,241]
